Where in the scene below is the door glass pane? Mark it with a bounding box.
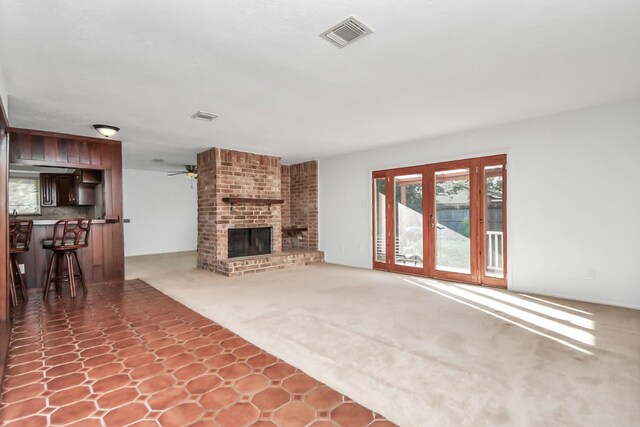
[485,165,504,278]
[435,169,470,273]
[395,174,423,268]
[374,178,386,263]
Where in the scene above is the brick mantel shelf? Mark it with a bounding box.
[222,197,285,211]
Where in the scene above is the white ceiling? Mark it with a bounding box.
[1,0,639,170]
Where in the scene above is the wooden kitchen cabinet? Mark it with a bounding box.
[56,175,76,205]
[42,170,100,206]
[40,174,57,206]
[74,169,101,185]
[58,175,97,206]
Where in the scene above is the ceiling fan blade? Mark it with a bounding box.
[167,172,187,176]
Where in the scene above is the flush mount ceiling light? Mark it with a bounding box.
[191,111,218,122]
[320,16,373,48]
[93,124,120,138]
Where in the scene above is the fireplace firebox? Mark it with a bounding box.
[228,227,272,258]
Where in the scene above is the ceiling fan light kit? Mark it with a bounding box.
[167,165,198,179]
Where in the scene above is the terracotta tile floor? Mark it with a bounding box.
[0,280,395,427]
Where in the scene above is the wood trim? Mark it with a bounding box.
[373,154,500,175]
[9,127,121,144]
[10,159,109,170]
[479,155,508,288]
[0,99,9,322]
[385,173,395,269]
[471,158,481,284]
[371,172,387,270]
[424,168,435,277]
[387,166,427,275]
[0,96,10,393]
[429,158,477,283]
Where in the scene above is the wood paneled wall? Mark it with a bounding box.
[0,103,9,322]
[0,97,10,392]
[9,128,125,287]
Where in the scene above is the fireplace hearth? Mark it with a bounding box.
[228,227,272,258]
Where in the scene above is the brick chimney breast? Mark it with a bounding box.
[197,147,320,276]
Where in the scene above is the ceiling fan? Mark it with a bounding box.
[167,165,197,179]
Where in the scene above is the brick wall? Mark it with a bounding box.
[197,148,217,271]
[197,148,283,272]
[282,161,319,251]
[281,165,291,230]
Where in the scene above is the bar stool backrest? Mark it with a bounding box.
[52,218,92,249]
[9,220,33,252]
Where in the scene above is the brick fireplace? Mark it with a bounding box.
[197,147,323,276]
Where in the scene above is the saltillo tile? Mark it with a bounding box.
[0,280,394,426]
[273,401,316,427]
[49,401,97,425]
[252,387,291,411]
[48,385,92,407]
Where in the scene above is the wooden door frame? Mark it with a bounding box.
[479,155,508,288]
[0,96,10,395]
[428,158,480,284]
[371,154,508,288]
[385,165,428,276]
[371,171,388,271]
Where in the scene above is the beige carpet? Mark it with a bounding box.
[126,252,640,427]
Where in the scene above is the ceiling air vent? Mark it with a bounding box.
[320,16,372,48]
[191,111,218,121]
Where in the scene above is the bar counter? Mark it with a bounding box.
[13,218,123,290]
[25,218,119,226]
[8,128,125,293]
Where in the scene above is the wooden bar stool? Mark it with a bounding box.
[43,218,92,299]
[9,220,33,306]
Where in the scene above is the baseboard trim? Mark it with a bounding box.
[507,288,640,311]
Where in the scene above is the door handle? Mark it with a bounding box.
[429,214,435,227]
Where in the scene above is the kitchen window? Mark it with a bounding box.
[9,176,41,215]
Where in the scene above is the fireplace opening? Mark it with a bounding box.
[228,227,272,258]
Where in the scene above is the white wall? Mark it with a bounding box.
[319,99,640,309]
[123,169,197,257]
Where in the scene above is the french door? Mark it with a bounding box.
[372,155,507,287]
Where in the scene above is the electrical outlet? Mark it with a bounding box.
[19,264,25,274]
[586,269,596,280]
